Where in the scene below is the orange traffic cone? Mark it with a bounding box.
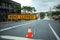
[26,26,33,38]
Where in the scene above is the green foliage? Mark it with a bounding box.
[40,12,45,19]
[52,4,60,16]
[21,6,36,13]
[47,13,50,16]
[21,6,27,12]
[54,4,60,9]
[52,11,60,16]
[40,12,45,16]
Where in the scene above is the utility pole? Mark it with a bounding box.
[50,7,52,20]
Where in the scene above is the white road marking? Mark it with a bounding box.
[48,23,60,40]
[33,26,36,35]
[0,35,43,40]
[0,21,35,32]
[34,29,35,35]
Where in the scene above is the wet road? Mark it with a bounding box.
[0,20,60,40]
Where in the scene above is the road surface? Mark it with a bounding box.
[0,20,60,40]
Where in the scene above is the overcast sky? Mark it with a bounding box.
[13,0,60,12]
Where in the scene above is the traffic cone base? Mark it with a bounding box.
[26,32,33,38]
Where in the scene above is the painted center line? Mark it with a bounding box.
[48,23,60,40]
[0,21,35,32]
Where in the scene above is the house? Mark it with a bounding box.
[0,0,21,22]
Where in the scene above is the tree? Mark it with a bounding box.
[40,12,45,19]
[51,4,60,21]
[54,4,60,11]
[52,11,60,16]
[52,4,60,15]
[27,7,36,13]
[31,7,36,13]
[21,6,27,13]
[21,6,36,13]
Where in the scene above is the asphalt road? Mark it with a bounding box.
[0,20,60,40]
